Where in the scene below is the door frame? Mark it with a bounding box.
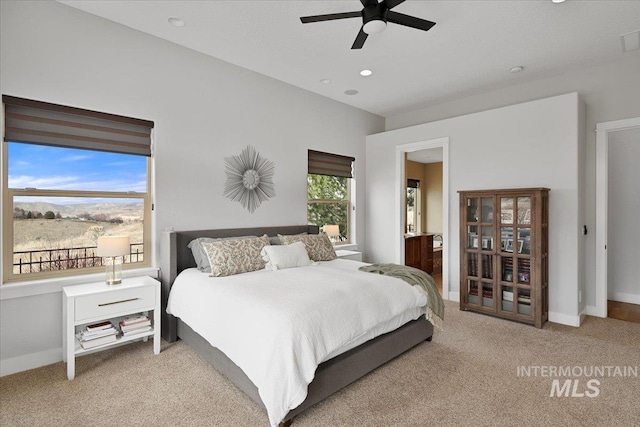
[395,137,450,300]
[594,117,640,317]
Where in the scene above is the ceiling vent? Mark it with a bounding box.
[621,30,640,52]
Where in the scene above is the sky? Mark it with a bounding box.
[8,142,147,203]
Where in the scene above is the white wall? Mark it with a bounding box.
[424,162,443,234]
[0,1,383,375]
[607,128,640,304]
[367,93,584,325]
[387,55,640,315]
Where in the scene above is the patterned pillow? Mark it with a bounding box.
[188,236,257,273]
[201,235,270,277]
[278,233,337,261]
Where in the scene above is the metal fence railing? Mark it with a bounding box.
[12,243,144,275]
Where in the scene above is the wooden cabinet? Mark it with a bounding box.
[433,249,442,275]
[459,188,549,328]
[405,234,434,273]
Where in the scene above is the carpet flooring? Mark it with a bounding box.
[1,300,639,427]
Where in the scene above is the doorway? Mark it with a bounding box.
[595,117,640,319]
[396,137,450,300]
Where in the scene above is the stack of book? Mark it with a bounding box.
[77,321,118,349]
[119,314,152,337]
[481,254,493,279]
[518,292,532,305]
[468,254,478,277]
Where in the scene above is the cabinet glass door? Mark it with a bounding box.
[481,254,493,279]
[482,283,493,308]
[467,280,479,305]
[501,227,514,253]
[467,198,479,222]
[467,225,479,249]
[517,288,532,316]
[517,258,531,285]
[517,197,531,224]
[500,197,514,224]
[517,227,531,255]
[481,197,493,223]
[501,257,514,282]
[481,226,494,251]
[500,285,514,313]
[468,253,478,277]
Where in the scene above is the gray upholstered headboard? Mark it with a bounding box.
[159,225,319,341]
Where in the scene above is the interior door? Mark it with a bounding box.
[607,127,640,304]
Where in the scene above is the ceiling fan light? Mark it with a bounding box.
[363,19,387,35]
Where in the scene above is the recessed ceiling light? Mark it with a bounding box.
[510,66,524,73]
[319,78,331,84]
[360,69,373,77]
[551,0,566,3]
[344,89,359,96]
[168,17,186,27]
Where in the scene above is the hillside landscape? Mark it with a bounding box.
[12,201,144,254]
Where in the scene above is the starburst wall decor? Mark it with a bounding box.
[223,145,276,213]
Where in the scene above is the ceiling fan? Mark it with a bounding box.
[300,0,436,49]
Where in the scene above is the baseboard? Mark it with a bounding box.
[579,309,587,326]
[0,348,61,377]
[548,311,581,327]
[447,291,460,302]
[608,292,640,305]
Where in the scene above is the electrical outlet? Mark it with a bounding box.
[579,290,583,303]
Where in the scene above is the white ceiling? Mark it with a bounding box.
[59,1,640,118]
[407,148,443,164]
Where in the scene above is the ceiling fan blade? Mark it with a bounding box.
[300,11,361,23]
[382,0,406,10]
[351,27,368,49]
[386,10,436,32]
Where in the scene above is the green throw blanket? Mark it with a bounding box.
[358,263,444,330]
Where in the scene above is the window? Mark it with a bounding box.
[307,150,354,244]
[406,179,420,233]
[2,96,153,283]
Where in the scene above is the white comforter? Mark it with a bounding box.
[166,259,427,426]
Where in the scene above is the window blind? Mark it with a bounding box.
[308,150,355,178]
[408,179,420,188]
[2,95,154,156]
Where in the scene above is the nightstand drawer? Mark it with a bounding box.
[75,286,156,322]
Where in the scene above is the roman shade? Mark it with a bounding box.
[308,150,355,178]
[2,95,154,156]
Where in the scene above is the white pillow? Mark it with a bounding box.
[261,241,312,271]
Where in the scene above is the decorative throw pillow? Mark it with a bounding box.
[201,235,270,277]
[278,233,337,262]
[268,235,282,246]
[261,241,312,271]
[273,232,306,245]
[188,236,256,273]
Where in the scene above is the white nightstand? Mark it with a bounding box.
[335,249,363,262]
[62,276,161,380]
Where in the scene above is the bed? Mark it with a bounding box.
[159,225,434,426]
